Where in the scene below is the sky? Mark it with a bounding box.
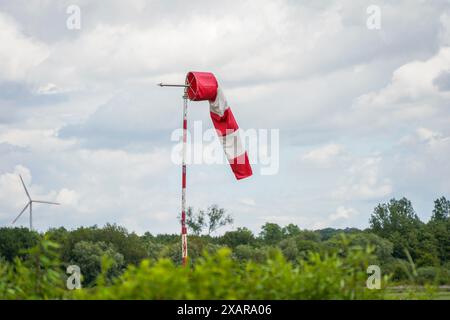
[0,0,449,235]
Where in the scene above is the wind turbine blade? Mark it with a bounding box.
[12,202,30,224]
[19,175,31,201]
[32,200,60,205]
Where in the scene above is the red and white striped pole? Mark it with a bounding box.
[181,90,188,266]
[158,82,189,266]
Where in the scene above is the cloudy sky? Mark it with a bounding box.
[0,0,449,234]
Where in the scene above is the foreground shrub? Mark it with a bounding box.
[3,237,430,300]
[0,238,65,299]
[75,245,385,300]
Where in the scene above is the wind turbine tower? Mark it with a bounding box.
[12,174,60,231]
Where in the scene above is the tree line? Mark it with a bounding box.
[0,197,449,287]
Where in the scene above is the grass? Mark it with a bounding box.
[385,286,450,300]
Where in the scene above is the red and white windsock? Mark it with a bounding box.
[186,72,252,180]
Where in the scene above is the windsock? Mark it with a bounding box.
[186,71,252,180]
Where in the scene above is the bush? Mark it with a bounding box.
[436,267,450,285]
[382,259,412,283]
[0,238,65,299]
[70,241,125,286]
[279,238,320,262]
[416,267,438,285]
[75,244,384,300]
[232,245,268,263]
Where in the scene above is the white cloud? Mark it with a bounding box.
[302,144,344,165]
[239,198,256,206]
[329,206,358,221]
[0,165,31,212]
[333,156,393,201]
[416,127,443,143]
[0,12,49,82]
[56,188,79,206]
[349,47,450,132]
[399,127,450,147]
[0,128,76,151]
[35,83,62,95]
[313,206,359,229]
[1,1,450,233]
[356,47,450,105]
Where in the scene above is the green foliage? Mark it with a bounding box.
[382,259,412,282]
[233,245,269,263]
[0,237,64,299]
[369,198,429,262]
[185,207,204,236]
[220,227,255,248]
[51,223,148,266]
[370,198,421,239]
[159,235,223,266]
[75,244,384,300]
[0,196,448,300]
[427,197,450,262]
[184,205,233,236]
[70,241,124,286]
[346,232,394,264]
[416,267,439,285]
[0,227,40,261]
[259,223,284,244]
[145,240,165,261]
[295,229,322,242]
[282,224,301,237]
[431,196,450,221]
[415,267,450,286]
[279,237,320,262]
[316,227,359,241]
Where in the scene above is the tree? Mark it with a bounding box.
[316,227,359,241]
[70,241,124,286]
[428,197,450,263]
[259,223,284,244]
[160,235,222,265]
[347,232,394,263]
[279,237,320,262]
[415,229,440,267]
[282,224,301,237]
[185,207,204,236]
[232,244,268,263]
[370,198,421,237]
[61,224,148,266]
[46,227,69,244]
[431,196,450,221]
[0,227,40,261]
[295,230,321,242]
[221,228,255,248]
[369,197,424,260]
[184,205,233,236]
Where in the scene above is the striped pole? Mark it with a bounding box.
[181,90,188,266]
[158,82,190,266]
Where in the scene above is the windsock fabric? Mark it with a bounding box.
[186,72,253,180]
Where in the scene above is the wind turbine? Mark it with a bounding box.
[12,174,60,231]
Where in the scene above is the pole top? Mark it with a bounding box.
[158,83,189,88]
